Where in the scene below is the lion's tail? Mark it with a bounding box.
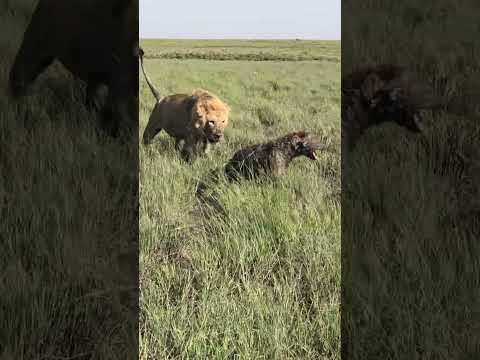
[139,47,162,102]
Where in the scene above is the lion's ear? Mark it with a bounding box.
[361,73,385,101]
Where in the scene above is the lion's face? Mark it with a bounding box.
[192,95,230,143]
[203,109,229,143]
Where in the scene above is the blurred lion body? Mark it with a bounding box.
[9,0,139,136]
[139,48,230,161]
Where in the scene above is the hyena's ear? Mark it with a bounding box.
[361,73,385,101]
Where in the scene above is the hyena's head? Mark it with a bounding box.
[288,131,323,160]
[369,87,424,132]
[360,70,441,134]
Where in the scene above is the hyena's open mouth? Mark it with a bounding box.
[307,150,318,160]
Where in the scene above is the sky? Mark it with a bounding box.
[140,0,340,40]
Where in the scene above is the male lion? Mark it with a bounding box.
[139,48,230,162]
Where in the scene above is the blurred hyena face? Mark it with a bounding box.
[370,87,424,132]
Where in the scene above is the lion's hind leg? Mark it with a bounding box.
[142,109,164,145]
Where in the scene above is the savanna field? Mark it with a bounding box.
[139,39,341,359]
[3,0,479,359]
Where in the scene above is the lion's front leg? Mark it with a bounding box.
[180,135,201,163]
[175,138,185,151]
[180,143,192,162]
[202,138,213,155]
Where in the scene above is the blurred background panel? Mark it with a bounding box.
[342,0,480,358]
[0,1,139,358]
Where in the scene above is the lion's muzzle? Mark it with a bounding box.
[207,133,222,143]
[204,120,224,143]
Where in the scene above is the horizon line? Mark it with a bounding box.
[140,37,341,41]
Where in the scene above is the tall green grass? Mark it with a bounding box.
[139,40,341,359]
